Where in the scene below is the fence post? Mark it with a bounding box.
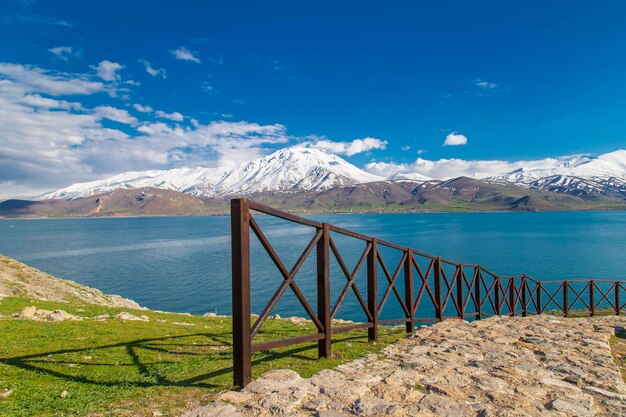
[231,198,251,387]
[434,257,443,321]
[521,275,527,317]
[367,238,378,342]
[494,277,501,316]
[474,267,482,320]
[456,265,464,320]
[563,280,569,317]
[537,282,542,314]
[509,278,515,316]
[317,223,331,358]
[589,280,595,317]
[616,282,621,316]
[404,249,415,333]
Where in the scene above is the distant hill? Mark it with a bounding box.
[38,147,626,205]
[0,187,227,218]
[2,178,624,219]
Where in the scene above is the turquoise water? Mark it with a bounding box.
[0,211,624,320]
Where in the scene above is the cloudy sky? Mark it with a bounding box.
[1,0,626,198]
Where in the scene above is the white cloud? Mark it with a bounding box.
[93,106,138,126]
[2,14,73,27]
[443,133,467,146]
[474,79,499,89]
[93,60,123,82]
[401,145,411,151]
[0,63,104,95]
[201,81,216,94]
[170,47,201,64]
[308,137,388,156]
[155,110,184,122]
[48,46,80,61]
[0,64,290,198]
[472,78,508,96]
[139,59,166,78]
[365,156,568,180]
[132,103,153,113]
[416,149,427,155]
[20,94,82,111]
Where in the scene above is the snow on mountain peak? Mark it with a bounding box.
[40,147,626,200]
[42,146,384,200]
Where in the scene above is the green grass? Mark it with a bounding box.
[610,330,626,382]
[0,297,405,417]
[544,308,621,318]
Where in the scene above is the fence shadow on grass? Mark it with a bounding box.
[0,331,364,390]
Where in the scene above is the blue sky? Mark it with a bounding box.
[1,0,626,197]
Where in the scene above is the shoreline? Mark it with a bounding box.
[2,205,626,221]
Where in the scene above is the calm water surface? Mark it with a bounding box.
[1,211,624,320]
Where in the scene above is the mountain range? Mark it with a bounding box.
[2,147,626,218]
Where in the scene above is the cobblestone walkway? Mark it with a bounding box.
[184,315,626,417]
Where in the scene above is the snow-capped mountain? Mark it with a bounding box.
[42,147,384,200]
[41,147,626,201]
[492,150,626,183]
[386,172,433,182]
[488,150,626,198]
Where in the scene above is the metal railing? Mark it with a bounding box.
[230,198,625,387]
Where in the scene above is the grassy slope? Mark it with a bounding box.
[0,297,404,417]
[0,256,139,309]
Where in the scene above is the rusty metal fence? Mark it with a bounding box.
[231,198,625,387]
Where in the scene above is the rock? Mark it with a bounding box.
[540,378,580,391]
[181,315,626,417]
[584,385,626,400]
[317,411,349,417]
[0,389,13,398]
[474,375,513,394]
[180,404,241,417]
[94,314,111,319]
[351,397,400,416]
[17,306,78,321]
[285,316,308,325]
[0,255,143,309]
[258,385,309,414]
[217,391,253,404]
[546,398,593,416]
[419,394,473,417]
[116,312,149,321]
[244,369,305,395]
[48,310,78,322]
[521,336,548,344]
[17,306,36,319]
[303,398,327,411]
[310,369,368,403]
[60,390,69,398]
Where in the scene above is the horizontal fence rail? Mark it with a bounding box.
[230,198,625,387]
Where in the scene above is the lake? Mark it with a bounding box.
[1,211,625,321]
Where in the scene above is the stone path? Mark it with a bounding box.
[183,315,626,417]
